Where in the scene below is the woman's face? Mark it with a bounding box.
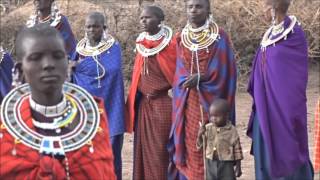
[139,8,160,34]
[33,0,53,11]
[186,0,209,28]
[20,35,67,95]
[85,17,104,43]
[263,0,273,22]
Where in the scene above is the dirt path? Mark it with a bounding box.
[121,66,319,179]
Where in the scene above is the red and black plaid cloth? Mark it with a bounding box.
[314,99,320,173]
[133,56,173,180]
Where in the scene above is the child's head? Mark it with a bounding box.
[15,24,68,95]
[209,98,230,127]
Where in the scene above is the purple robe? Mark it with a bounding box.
[247,16,309,177]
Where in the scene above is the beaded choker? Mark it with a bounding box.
[30,96,67,117]
[181,21,219,51]
[261,16,297,50]
[0,82,100,153]
[76,34,115,57]
[31,95,78,133]
[136,25,173,57]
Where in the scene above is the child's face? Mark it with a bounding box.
[20,35,68,95]
[209,105,227,127]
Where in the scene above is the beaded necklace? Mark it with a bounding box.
[136,25,173,57]
[31,95,78,133]
[1,82,100,151]
[261,16,297,51]
[136,25,173,75]
[181,20,219,52]
[271,21,285,36]
[0,83,101,179]
[76,34,115,57]
[76,34,115,88]
[26,7,61,28]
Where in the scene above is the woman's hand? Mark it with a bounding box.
[182,74,200,89]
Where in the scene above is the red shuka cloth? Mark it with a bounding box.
[0,97,116,179]
[314,99,320,173]
[125,36,177,133]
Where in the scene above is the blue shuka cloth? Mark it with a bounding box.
[72,42,125,136]
[56,15,77,59]
[0,53,14,103]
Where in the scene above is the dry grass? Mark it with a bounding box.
[0,0,319,90]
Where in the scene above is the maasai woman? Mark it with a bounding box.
[0,24,115,179]
[0,46,13,103]
[71,12,125,180]
[168,0,237,179]
[126,6,176,180]
[247,0,313,179]
[26,0,77,59]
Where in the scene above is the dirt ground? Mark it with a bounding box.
[121,65,319,180]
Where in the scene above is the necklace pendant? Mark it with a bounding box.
[89,146,94,153]
[11,148,17,156]
[191,44,198,51]
[56,128,61,134]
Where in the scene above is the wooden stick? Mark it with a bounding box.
[200,105,206,180]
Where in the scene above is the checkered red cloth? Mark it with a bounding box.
[314,99,320,173]
[133,56,173,180]
[168,29,237,180]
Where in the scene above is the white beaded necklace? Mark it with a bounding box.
[76,34,115,88]
[29,96,67,117]
[181,20,219,52]
[136,25,173,57]
[261,16,297,50]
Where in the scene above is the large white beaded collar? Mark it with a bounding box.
[261,15,297,49]
[76,34,115,57]
[181,20,219,52]
[0,82,100,153]
[136,25,173,57]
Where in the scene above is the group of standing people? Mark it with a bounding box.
[0,0,315,179]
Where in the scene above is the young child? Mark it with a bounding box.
[197,98,243,180]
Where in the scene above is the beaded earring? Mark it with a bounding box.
[271,8,276,26]
[208,14,214,23]
[51,1,59,18]
[102,29,108,40]
[158,21,164,28]
[11,62,23,88]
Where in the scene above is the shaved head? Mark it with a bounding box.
[87,12,106,26]
[273,0,291,13]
